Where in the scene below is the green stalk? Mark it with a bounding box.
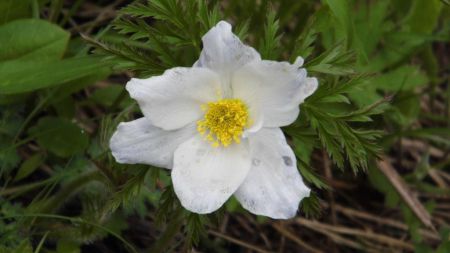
[49,0,64,23]
[31,0,39,19]
[39,170,104,213]
[150,207,185,253]
[0,177,58,197]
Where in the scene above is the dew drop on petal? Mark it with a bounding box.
[282,156,293,166]
[252,158,261,166]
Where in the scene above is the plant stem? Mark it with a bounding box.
[150,207,185,253]
[39,170,104,213]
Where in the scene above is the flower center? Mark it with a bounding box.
[197,99,249,147]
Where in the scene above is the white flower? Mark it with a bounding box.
[110,21,318,219]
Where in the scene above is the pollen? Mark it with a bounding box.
[197,99,249,147]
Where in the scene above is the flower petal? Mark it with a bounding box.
[126,67,222,130]
[232,60,318,128]
[196,21,261,97]
[234,128,310,219]
[172,135,251,214]
[294,56,304,67]
[110,117,195,169]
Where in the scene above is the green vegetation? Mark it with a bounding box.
[1,0,449,252]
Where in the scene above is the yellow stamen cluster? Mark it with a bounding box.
[197,99,249,147]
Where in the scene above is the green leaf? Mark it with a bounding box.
[297,159,329,189]
[50,66,112,101]
[319,94,350,104]
[91,85,131,108]
[197,0,220,33]
[0,19,112,94]
[362,33,424,72]
[370,65,429,91]
[11,239,33,253]
[0,0,32,25]
[354,0,390,57]
[322,0,368,62]
[406,0,443,34]
[258,10,281,60]
[0,138,20,173]
[28,117,89,158]
[0,19,69,62]
[0,56,112,94]
[388,93,421,126]
[367,163,400,208]
[349,65,427,107]
[14,153,45,181]
[291,21,317,61]
[52,96,75,118]
[185,213,206,247]
[300,193,321,218]
[0,150,19,174]
[306,42,355,75]
[322,0,352,40]
[56,239,80,253]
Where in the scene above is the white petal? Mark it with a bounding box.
[126,67,222,130]
[294,56,304,67]
[196,21,261,97]
[172,135,251,214]
[298,77,319,101]
[110,117,195,169]
[232,60,318,128]
[234,128,310,219]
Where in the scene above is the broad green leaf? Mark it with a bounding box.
[370,65,429,91]
[388,93,421,127]
[0,56,112,94]
[91,85,122,107]
[91,85,132,107]
[0,0,32,25]
[0,142,20,173]
[0,19,69,62]
[0,19,108,95]
[52,96,75,118]
[406,0,443,34]
[362,33,424,72]
[322,0,351,41]
[0,93,30,105]
[14,153,45,181]
[56,240,80,253]
[28,117,89,158]
[406,0,443,79]
[50,66,112,102]
[354,0,390,56]
[364,0,443,72]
